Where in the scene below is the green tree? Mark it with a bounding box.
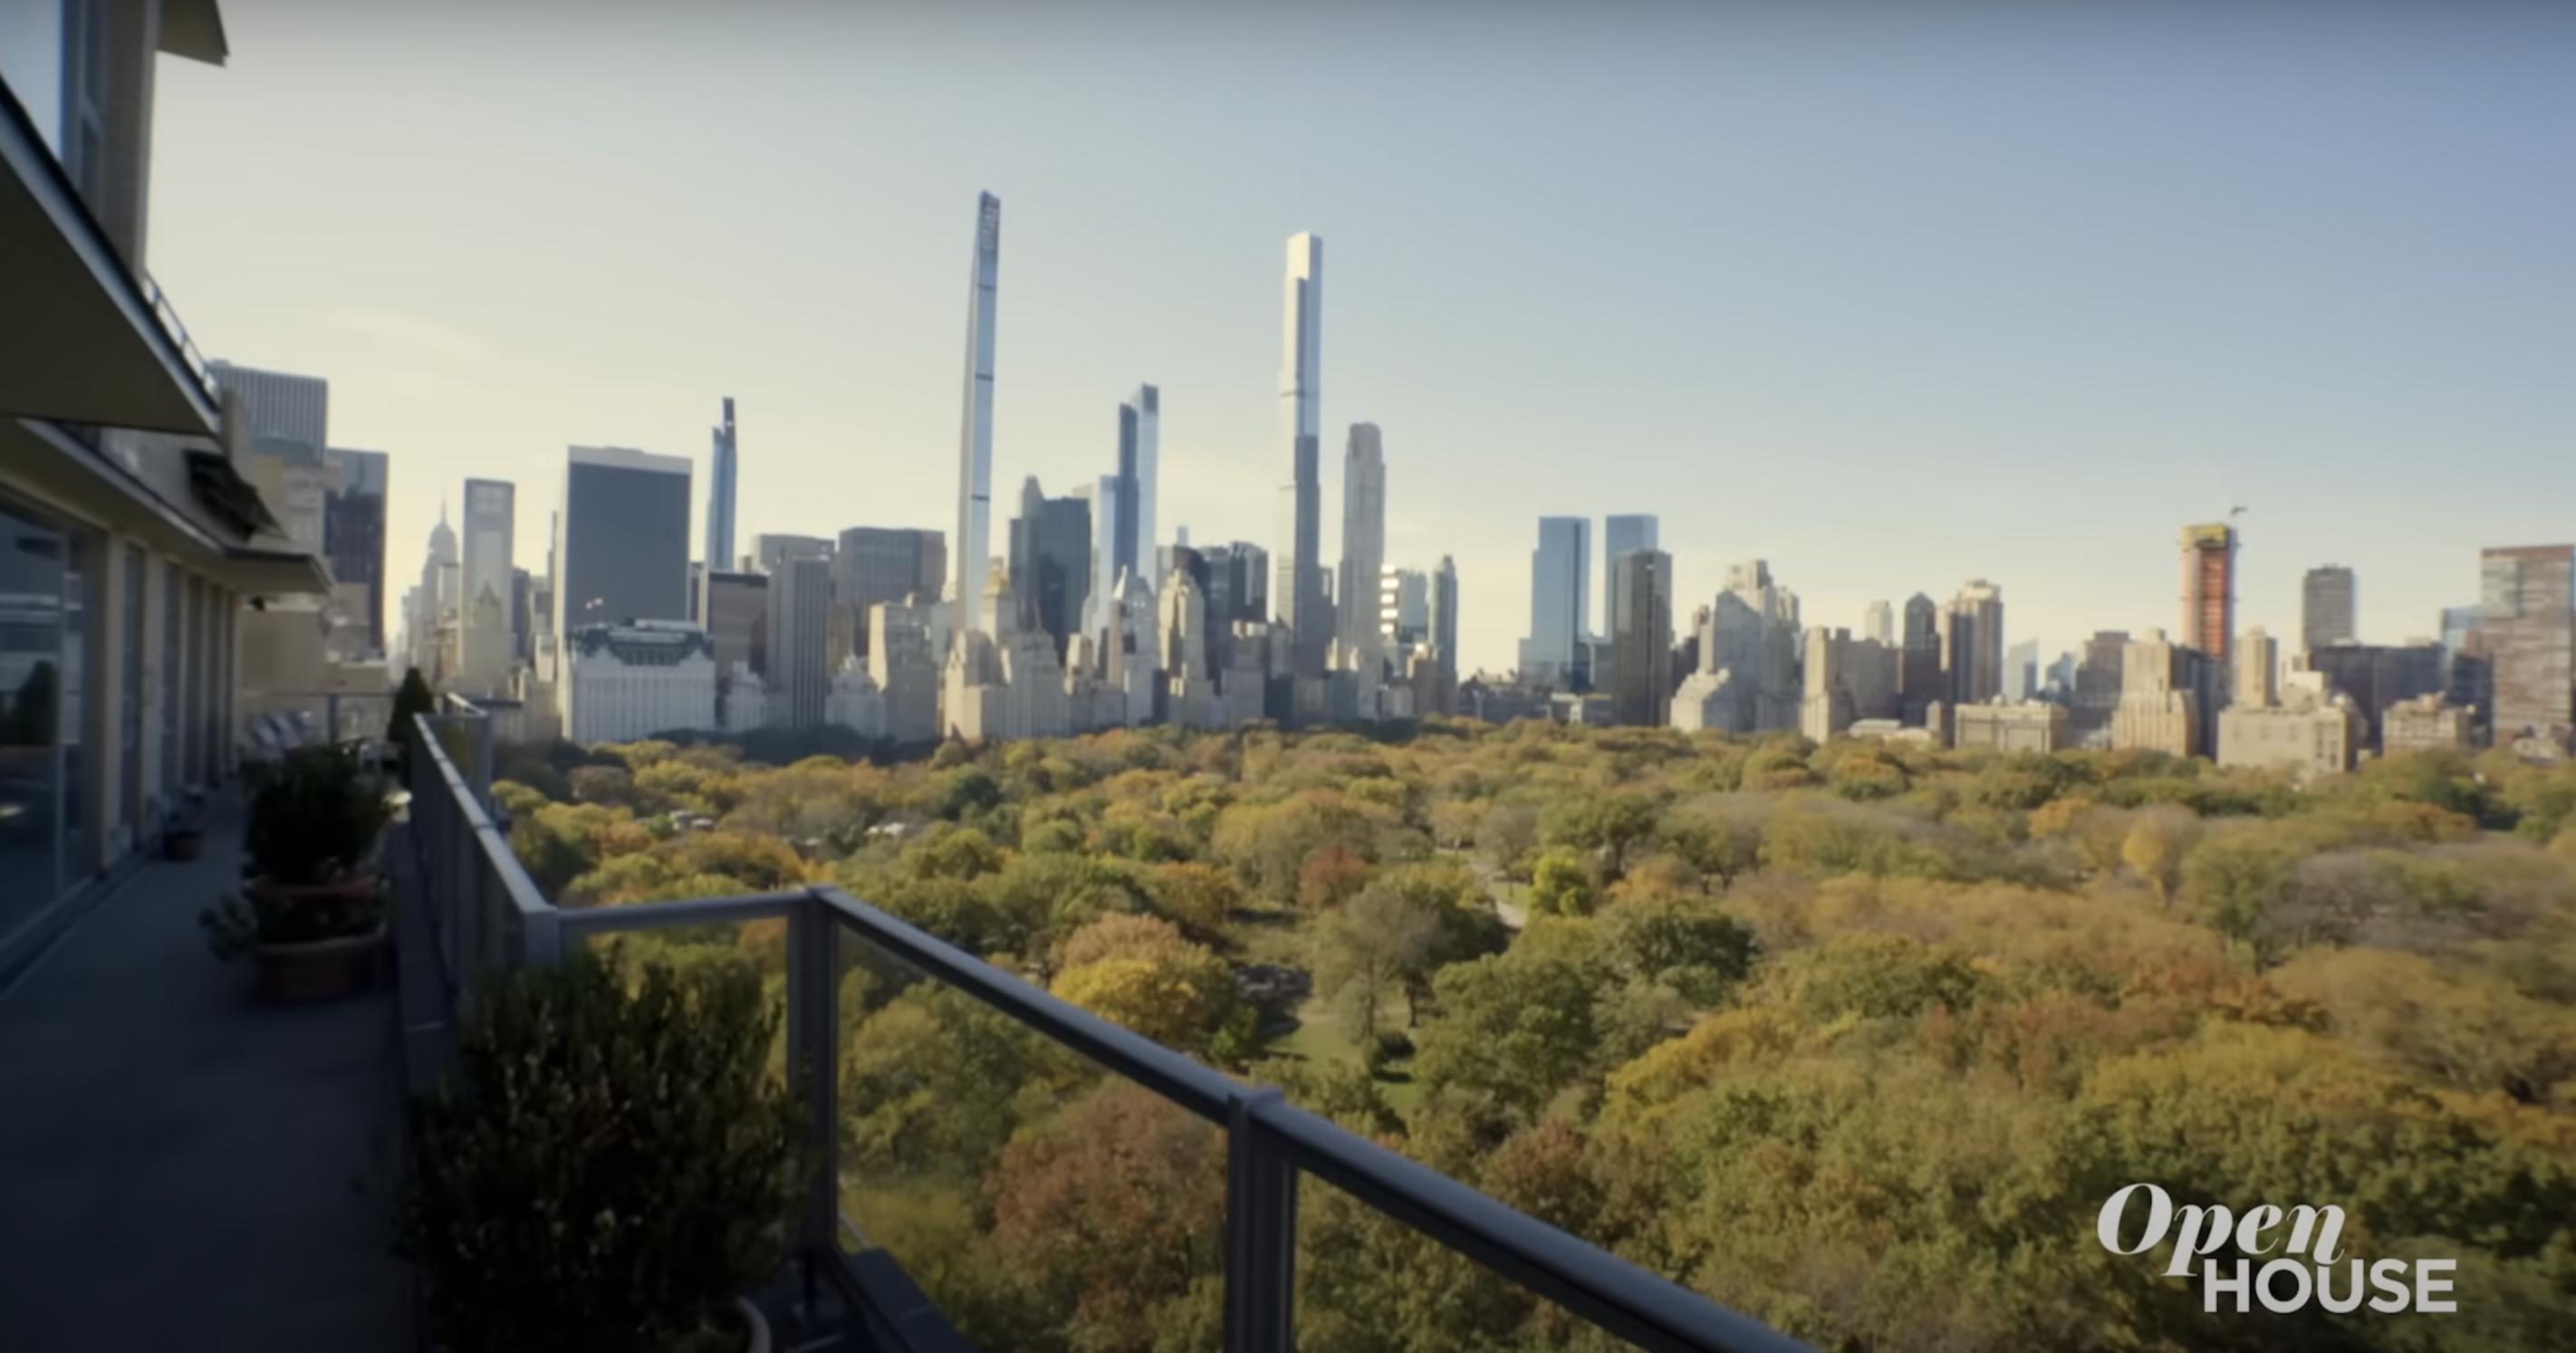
[1528,849,1598,916]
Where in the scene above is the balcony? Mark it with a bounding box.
[0,75,223,436]
[399,705,1812,1352]
[0,696,1809,1350]
[0,788,414,1348]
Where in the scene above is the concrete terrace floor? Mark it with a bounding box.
[0,792,415,1351]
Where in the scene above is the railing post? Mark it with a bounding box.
[470,710,495,814]
[1225,1089,1298,1353]
[784,892,840,1311]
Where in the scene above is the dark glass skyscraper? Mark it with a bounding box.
[321,447,387,653]
[553,446,692,641]
[1008,476,1091,660]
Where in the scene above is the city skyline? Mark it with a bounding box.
[149,3,2576,673]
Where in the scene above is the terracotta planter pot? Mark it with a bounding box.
[254,923,388,1003]
[163,829,204,861]
[243,875,385,911]
[243,875,389,1003]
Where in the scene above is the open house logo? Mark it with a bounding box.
[2096,1184,2457,1315]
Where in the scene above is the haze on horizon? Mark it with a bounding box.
[148,0,2576,674]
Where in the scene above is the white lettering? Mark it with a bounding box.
[2368,1259,2413,1313]
[2098,1183,2171,1257]
[2284,1204,2347,1264]
[2235,1204,2284,1256]
[2203,1260,2251,1314]
[2316,1261,2368,1313]
[2256,1260,2312,1313]
[2416,1260,2456,1313]
[2170,1204,2237,1278]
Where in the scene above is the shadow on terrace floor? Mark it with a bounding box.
[0,790,414,1350]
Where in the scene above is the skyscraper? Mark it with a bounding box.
[1337,423,1387,672]
[1610,549,1674,727]
[553,446,692,644]
[1942,580,2006,706]
[458,477,515,692]
[1603,514,1658,635]
[2478,545,2575,748]
[1862,600,1894,648]
[1275,233,1326,678]
[953,192,1001,642]
[1900,594,1941,725]
[2302,564,2355,654]
[1116,385,1159,588]
[1519,517,1590,687]
[1008,475,1092,660]
[770,556,831,728]
[2180,523,2238,663]
[321,447,388,657]
[1080,475,1122,645]
[705,397,738,580]
[753,533,833,572]
[2004,638,2040,703]
[833,527,945,663]
[1430,554,1460,689]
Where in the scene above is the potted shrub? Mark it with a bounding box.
[200,743,392,1001]
[162,789,207,861]
[398,953,805,1353]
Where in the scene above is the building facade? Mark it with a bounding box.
[768,556,832,728]
[1954,701,2069,753]
[952,192,1001,642]
[2304,641,2446,753]
[457,478,514,694]
[2302,565,2356,654]
[1007,477,1091,661]
[320,447,387,657]
[1337,423,1386,677]
[553,446,691,642]
[1603,513,1658,640]
[2382,695,2478,755]
[705,397,738,577]
[1275,233,1327,679]
[2111,629,2200,758]
[1610,549,1673,728]
[834,527,944,664]
[561,620,717,744]
[2477,545,2575,752]
[2179,523,2237,667]
[1519,517,1590,687]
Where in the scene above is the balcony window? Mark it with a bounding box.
[120,542,141,835]
[0,494,66,925]
[160,561,181,794]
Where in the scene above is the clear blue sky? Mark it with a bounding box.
[150,1,2576,673]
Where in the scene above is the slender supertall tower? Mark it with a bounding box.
[1275,233,1325,678]
[705,397,737,572]
[1120,384,1159,589]
[954,192,1002,642]
[1337,423,1385,671]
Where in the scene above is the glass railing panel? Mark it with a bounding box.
[834,925,1226,1352]
[1297,1168,1630,1353]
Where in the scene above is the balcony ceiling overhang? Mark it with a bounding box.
[0,420,323,599]
[0,84,222,436]
[221,545,333,599]
[161,0,231,66]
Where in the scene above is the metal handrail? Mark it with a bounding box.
[814,886,1240,1123]
[402,707,1813,1353]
